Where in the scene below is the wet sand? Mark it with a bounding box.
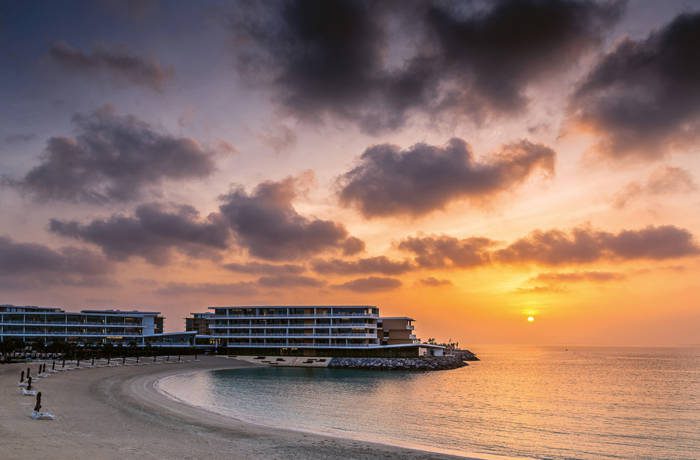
[0,357,467,459]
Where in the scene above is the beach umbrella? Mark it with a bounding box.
[34,392,42,412]
[20,370,24,382]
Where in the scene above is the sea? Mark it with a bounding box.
[157,346,700,459]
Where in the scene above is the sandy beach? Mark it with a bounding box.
[0,357,465,459]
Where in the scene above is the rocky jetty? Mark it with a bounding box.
[328,355,467,371]
[452,349,480,361]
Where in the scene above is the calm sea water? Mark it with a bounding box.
[158,347,700,459]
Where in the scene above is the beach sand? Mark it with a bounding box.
[0,357,467,459]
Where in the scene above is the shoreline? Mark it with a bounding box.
[153,365,485,459]
[0,357,471,459]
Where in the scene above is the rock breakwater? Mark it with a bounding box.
[328,355,467,371]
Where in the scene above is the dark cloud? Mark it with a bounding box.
[49,41,172,91]
[49,203,230,265]
[398,235,494,268]
[257,274,325,288]
[156,281,258,296]
[400,225,699,268]
[312,256,413,275]
[495,225,700,264]
[613,166,696,208]
[223,261,306,275]
[338,138,555,217]
[571,12,700,160]
[233,0,622,132]
[341,236,365,256]
[219,176,361,260]
[333,276,402,292]
[0,236,112,288]
[418,277,452,287]
[8,106,215,203]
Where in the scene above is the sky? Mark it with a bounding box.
[1,0,699,346]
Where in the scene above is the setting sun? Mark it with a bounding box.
[527,316,535,323]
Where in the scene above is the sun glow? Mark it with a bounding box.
[527,316,535,323]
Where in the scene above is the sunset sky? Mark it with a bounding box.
[1,0,699,346]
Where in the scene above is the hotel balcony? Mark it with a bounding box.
[209,332,378,339]
[211,313,378,320]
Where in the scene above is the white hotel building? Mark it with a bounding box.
[207,305,381,349]
[0,304,183,346]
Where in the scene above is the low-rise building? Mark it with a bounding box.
[0,304,169,346]
[194,305,441,357]
[377,317,419,345]
[208,305,380,350]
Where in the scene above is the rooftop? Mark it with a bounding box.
[209,305,376,309]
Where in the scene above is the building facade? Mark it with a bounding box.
[377,317,419,345]
[208,305,380,349]
[0,305,165,346]
[185,312,212,335]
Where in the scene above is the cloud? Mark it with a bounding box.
[49,203,230,265]
[333,276,402,292]
[495,225,700,264]
[8,106,215,203]
[418,277,452,287]
[155,274,324,296]
[532,271,626,283]
[156,281,258,296]
[570,12,700,160]
[0,236,112,288]
[312,256,413,275]
[338,138,555,217]
[258,124,297,154]
[520,270,625,294]
[223,261,306,275]
[219,175,362,260]
[257,274,325,288]
[400,224,700,268]
[341,237,365,256]
[49,41,172,91]
[4,133,36,144]
[421,0,623,114]
[232,0,621,133]
[613,166,696,208]
[398,235,494,268]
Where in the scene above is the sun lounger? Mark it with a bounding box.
[31,410,55,420]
